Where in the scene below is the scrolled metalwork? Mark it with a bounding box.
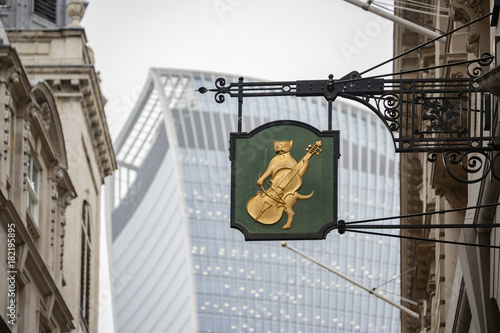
[197,77,232,103]
[442,150,489,183]
[477,52,494,66]
[414,92,425,103]
[466,53,493,79]
[214,92,226,103]
[213,77,231,103]
[376,93,401,132]
[423,150,500,183]
[421,98,462,133]
[383,93,400,109]
[427,152,438,163]
[215,77,227,89]
[198,62,497,183]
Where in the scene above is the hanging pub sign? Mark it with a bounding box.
[199,12,500,247]
[230,120,339,241]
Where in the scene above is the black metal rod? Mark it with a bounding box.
[328,101,332,131]
[237,77,243,132]
[229,92,297,98]
[344,229,500,249]
[331,56,493,85]
[344,223,500,229]
[231,80,296,87]
[359,12,493,76]
[343,202,500,225]
[362,55,494,81]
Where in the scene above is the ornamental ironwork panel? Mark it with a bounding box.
[198,53,496,183]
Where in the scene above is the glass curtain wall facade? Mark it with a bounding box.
[107,68,401,332]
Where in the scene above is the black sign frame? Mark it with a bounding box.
[230,120,339,241]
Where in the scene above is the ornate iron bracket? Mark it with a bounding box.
[198,53,497,183]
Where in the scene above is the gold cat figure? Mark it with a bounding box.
[247,139,322,230]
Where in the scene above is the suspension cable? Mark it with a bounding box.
[372,1,449,18]
[343,202,500,225]
[359,12,493,76]
[344,229,500,249]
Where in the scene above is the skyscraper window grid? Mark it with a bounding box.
[107,68,401,332]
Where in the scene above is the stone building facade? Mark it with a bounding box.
[0,1,115,332]
[0,42,76,333]
[395,0,500,332]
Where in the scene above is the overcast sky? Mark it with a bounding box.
[81,1,394,331]
[82,0,394,137]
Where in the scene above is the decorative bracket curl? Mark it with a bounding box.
[426,150,500,184]
[198,51,495,183]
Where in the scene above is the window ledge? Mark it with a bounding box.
[26,211,40,241]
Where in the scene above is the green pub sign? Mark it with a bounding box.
[230,120,339,240]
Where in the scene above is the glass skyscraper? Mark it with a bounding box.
[107,68,401,332]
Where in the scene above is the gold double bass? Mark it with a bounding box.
[247,141,322,230]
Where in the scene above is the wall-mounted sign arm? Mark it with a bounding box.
[198,51,495,183]
[198,73,385,102]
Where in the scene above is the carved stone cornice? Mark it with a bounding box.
[59,190,73,271]
[3,105,10,160]
[40,75,116,184]
[450,0,487,56]
[2,65,21,93]
[78,77,115,180]
[2,66,21,160]
[4,29,117,181]
[431,158,468,208]
[50,167,65,246]
[475,65,500,96]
